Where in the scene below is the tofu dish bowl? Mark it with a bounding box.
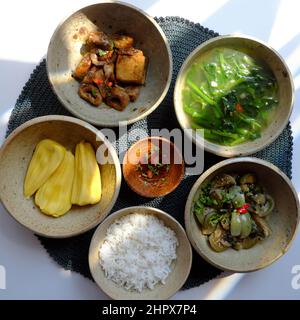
[73,29,148,111]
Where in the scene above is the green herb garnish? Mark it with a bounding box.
[91,89,98,96]
[98,49,108,57]
[147,164,160,176]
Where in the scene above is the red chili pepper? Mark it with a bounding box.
[93,79,103,86]
[235,103,244,113]
[147,170,153,179]
[237,203,250,214]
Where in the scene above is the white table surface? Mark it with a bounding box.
[0,0,300,300]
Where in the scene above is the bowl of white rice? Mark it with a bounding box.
[89,206,192,300]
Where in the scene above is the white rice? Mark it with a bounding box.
[98,212,178,292]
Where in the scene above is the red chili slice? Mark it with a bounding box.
[235,103,244,113]
[237,203,250,214]
[93,78,103,86]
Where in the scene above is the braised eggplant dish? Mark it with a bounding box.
[73,30,147,111]
[193,173,274,252]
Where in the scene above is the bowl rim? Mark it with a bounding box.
[184,157,300,272]
[122,136,185,198]
[0,115,122,238]
[174,34,295,157]
[46,0,173,128]
[88,205,193,300]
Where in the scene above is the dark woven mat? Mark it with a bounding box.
[6,17,293,291]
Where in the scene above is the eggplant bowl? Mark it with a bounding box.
[185,157,299,272]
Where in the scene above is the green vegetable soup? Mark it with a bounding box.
[182,48,278,146]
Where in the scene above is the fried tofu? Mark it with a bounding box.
[112,34,134,49]
[116,49,146,85]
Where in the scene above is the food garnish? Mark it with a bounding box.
[135,146,170,185]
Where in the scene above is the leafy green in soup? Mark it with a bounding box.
[182,48,278,146]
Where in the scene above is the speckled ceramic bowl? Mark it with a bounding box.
[0,115,121,238]
[174,35,294,157]
[185,157,300,272]
[47,1,172,127]
[89,206,192,300]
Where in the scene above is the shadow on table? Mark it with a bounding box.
[0,59,37,142]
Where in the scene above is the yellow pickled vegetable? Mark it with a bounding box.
[71,141,101,206]
[24,139,66,198]
[35,151,75,217]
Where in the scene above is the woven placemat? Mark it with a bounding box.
[6,17,293,290]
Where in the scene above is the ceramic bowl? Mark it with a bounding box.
[174,35,294,157]
[47,1,172,127]
[89,206,192,300]
[122,137,184,198]
[185,157,300,272]
[0,115,121,238]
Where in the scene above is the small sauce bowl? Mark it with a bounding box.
[123,137,184,197]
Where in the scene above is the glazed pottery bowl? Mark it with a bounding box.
[47,1,172,127]
[185,157,299,272]
[174,35,294,157]
[89,206,192,299]
[0,115,121,238]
